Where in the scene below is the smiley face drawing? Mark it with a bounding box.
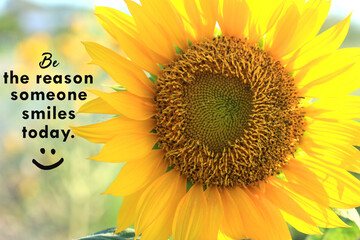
[32,148,64,170]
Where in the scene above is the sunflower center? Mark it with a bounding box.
[155,36,304,187]
[184,73,253,153]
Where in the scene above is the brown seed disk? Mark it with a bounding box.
[154,36,305,188]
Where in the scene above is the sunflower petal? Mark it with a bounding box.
[173,184,208,240]
[77,96,119,115]
[139,172,187,240]
[305,119,360,146]
[305,95,360,120]
[247,188,292,240]
[115,190,143,233]
[265,180,321,235]
[199,187,224,240]
[167,0,196,41]
[298,154,360,209]
[219,0,249,39]
[282,160,329,206]
[103,150,167,197]
[266,4,300,59]
[296,48,360,97]
[300,135,360,173]
[271,178,347,228]
[90,132,158,163]
[140,202,179,240]
[95,6,160,75]
[134,171,186,236]
[88,89,155,120]
[220,188,246,239]
[287,14,352,71]
[71,116,155,143]
[83,41,154,98]
[140,0,188,50]
[198,0,219,37]
[230,187,274,240]
[247,0,285,43]
[183,0,203,40]
[124,0,176,61]
[267,0,330,60]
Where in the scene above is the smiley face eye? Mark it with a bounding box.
[40,148,56,154]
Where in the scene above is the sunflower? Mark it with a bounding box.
[73,0,360,239]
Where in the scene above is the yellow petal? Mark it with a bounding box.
[90,132,158,163]
[287,14,352,71]
[115,190,143,233]
[305,119,360,146]
[300,135,360,173]
[182,0,218,40]
[199,187,224,240]
[297,154,360,209]
[270,175,329,207]
[71,116,155,143]
[77,96,119,115]
[135,171,186,236]
[168,0,196,41]
[282,161,329,206]
[267,0,330,60]
[88,89,155,120]
[140,0,188,50]
[125,0,176,61]
[140,173,186,240]
[95,6,136,36]
[198,0,219,37]
[305,95,360,120]
[220,188,246,239]
[288,0,331,52]
[217,232,234,240]
[95,6,161,75]
[83,41,154,98]
[265,180,321,235]
[296,48,360,97]
[183,0,203,40]
[230,187,273,240]
[271,178,347,228]
[247,0,285,43]
[219,0,249,39]
[140,202,179,240]
[103,150,167,197]
[247,188,292,240]
[266,4,300,59]
[173,184,208,240]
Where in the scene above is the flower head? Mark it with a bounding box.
[74,0,360,239]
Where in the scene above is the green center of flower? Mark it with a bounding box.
[155,36,304,187]
[184,73,253,153]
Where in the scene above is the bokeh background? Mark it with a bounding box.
[0,0,359,240]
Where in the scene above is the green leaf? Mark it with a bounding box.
[333,208,360,229]
[257,37,265,49]
[77,228,140,240]
[186,179,194,192]
[322,221,360,240]
[103,85,127,92]
[148,73,158,83]
[305,219,360,240]
[174,45,184,54]
[305,235,323,240]
[188,39,193,47]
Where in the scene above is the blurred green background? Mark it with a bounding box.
[0,0,359,240]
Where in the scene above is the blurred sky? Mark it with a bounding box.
[0,0,360,23]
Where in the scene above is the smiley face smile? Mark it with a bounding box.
[32,148,64,170]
